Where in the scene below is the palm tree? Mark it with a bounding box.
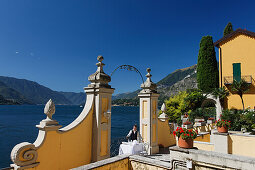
[231,79,250,111]
[212,87,230,108]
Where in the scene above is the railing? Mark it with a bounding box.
[224,75,252,85]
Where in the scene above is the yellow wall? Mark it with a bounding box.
[83,158,168,170]
[193,142,214,152]
[100,130,108,156]
[219,34,255,109]
[229,135,255,158]
[130,160,167,170]
[92,158,129,170]
[157,120,176,147]
[27,107,93,170]
[194,133,210,143]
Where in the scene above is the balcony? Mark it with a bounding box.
[224,75,252,85]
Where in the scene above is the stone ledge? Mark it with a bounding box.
[193,141,214,145]
[71,154,130,170]
[169,146,198,154]
[213,132,229,136]
[229,131,255,137]
[169,146,255,170]
[129,155,171,169]
[189,148,255,164]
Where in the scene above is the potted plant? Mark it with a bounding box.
[216,119,231,133]
[173,127,197,149]
[182,121,193,129]
[207,117,215,124]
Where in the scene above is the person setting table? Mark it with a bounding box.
[126,124,141,142]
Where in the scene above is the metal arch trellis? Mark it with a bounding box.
[111,65,144,84]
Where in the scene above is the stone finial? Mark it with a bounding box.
[88,56,111,88]
[36,99,61,130]
[140,68,157,93]
[158,103,168,121]
[161,103,166,113]
[44,99,55,120]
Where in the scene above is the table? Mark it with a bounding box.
[119,141,144,155]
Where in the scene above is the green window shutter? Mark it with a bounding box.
[233,63,241,82]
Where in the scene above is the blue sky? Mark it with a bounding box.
[0,0,255,94]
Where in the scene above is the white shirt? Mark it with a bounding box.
[126,129,142,142]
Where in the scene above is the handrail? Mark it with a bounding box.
[224,75,252,84]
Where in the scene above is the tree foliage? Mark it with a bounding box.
[165,89,206,123]
[223,22,234,36]
[197,36,219,93]
[231,79,250,111]
[212,87,230,107]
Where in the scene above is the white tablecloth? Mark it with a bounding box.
[119,141,144,155]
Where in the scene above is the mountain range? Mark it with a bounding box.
[0,64,197,105]
[0,76,86,105]
[112,65,197,106]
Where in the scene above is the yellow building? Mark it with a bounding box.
[215,28,255,110]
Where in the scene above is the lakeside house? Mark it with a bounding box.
[215,29,255,110]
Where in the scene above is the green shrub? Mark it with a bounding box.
[165,89,207,123]
[189,107,216,123]
[221,109,255,132]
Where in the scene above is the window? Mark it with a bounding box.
[233,63,241,82]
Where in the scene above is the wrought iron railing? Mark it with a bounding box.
[224,75,252,85]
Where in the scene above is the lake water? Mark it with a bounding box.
[0,105,139,168]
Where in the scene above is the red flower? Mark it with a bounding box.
[191,134,193,136]
[173,131,176,137]
[187,134,189,136]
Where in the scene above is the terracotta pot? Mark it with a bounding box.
[178,137,193,149]
[217,126,228,133]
